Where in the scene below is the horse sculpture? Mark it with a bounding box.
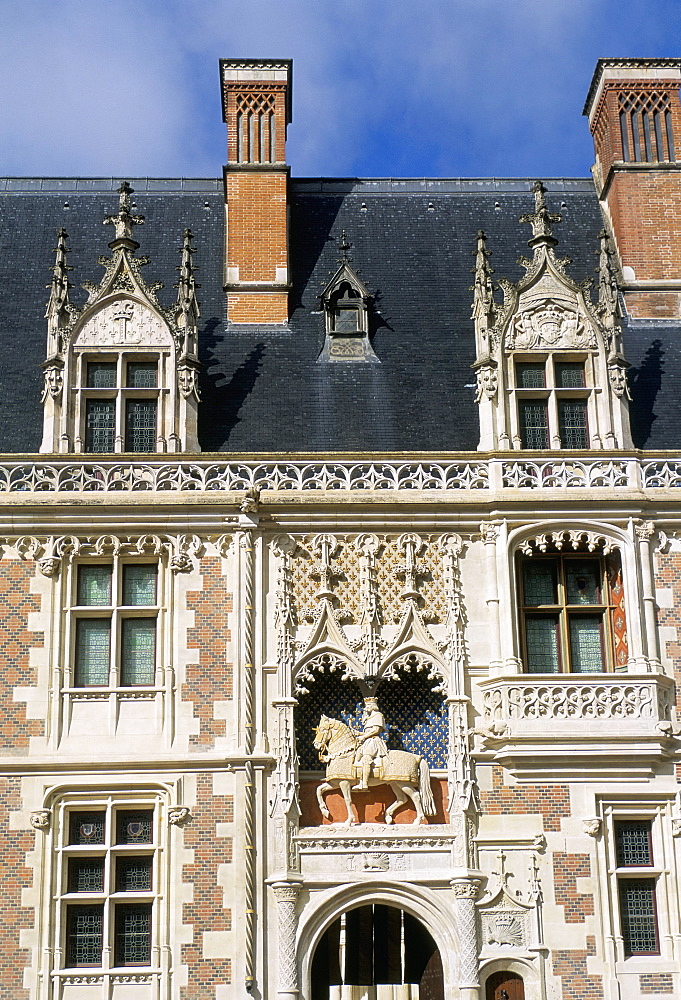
[313,715,436,825]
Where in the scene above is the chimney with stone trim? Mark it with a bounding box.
[583,58,681,318]
[220,59,292,324]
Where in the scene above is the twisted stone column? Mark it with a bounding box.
[451,878,481,1000]
[271,880,302,1000]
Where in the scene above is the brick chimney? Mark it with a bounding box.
[220,59,292,324]
[583,58,681,318]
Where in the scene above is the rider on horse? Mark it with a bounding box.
[354,697,388,789]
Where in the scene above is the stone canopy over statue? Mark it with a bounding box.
[313,697,435,825]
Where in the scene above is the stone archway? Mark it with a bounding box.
[310,903,443,1000]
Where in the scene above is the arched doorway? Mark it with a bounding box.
[485,971,525,1000]
[310,904,443,1000]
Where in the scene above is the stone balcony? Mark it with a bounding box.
[476,673,678,778]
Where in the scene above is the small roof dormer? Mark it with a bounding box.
[318,233,378,363]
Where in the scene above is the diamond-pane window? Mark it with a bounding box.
[569,615,604,673]
[117,858,152,892]
[69,859,105,893]
[524,616,560,673]
[115,904,152,966]
[125,400,156,452]
[519,400,549,448]
[85,399,115,453]
[558,399,588,449]
[555,362,585,388]
[126,363,157,388]
[616,821,653,867]
[619,879,659,955]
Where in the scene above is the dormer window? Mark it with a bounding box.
[332,283,361,333]
[80,356,161,454]
[514,358,591,449]
[40,187,201,454]
[318,234,379,363]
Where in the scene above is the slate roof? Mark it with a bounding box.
[0,175,675,453]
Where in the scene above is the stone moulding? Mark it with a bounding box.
[0,454,676,494]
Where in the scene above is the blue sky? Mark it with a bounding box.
[0,0,679,179]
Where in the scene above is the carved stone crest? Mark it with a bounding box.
[508,301,595,351]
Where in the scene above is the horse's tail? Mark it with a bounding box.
[418,757,436,817]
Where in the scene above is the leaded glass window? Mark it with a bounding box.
[121,619,155,685]
[59,802,157,970]
[85,399,115,453]
[67,906,103,966]
[558,399,588,449]
[520,553,616,673]
[75,619,110,686]
[518,400,549,449]
[619,880,659,955]
[616,821,653,867]
[115,904,152,965]
[79,354,160,454]
[513,357,592,450]
[125,399,156,452]
[70,563,157,689]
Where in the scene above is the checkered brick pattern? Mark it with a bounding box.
[553,852,595,923]
[185,557,233,748]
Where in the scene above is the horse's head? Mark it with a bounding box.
[313,715,331,750]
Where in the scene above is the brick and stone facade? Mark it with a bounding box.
[0,55,680,1000]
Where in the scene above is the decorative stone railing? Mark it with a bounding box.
[0,453,677,494]
[479,674,676,733]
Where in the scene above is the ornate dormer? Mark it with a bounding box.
[40,183,201,454]
[318,234,378,363]
[472,181,632,451]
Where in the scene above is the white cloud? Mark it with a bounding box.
[0,0,676,178]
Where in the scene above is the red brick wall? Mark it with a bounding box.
[652,552,681,712]
[227,292,289,324]
[181,774,233,998]
[0,561,43,749]
[640,973,674,993]
[607,169,681,285]
[185,557,232,749]
[0,778,32,999]
[553,852,595,923]
[479,767,570,831]
[552,935,603,1000]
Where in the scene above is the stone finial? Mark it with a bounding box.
[596,229,619,315]
[337,230,353,263]
[175,228,201,327]
[471,230,496,332]
[519,180,562,246]
[104,181,144,244]
[45,228,73,329]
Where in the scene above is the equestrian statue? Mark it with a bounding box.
[313,697,436,825]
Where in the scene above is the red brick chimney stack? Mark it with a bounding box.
[584,58,681,318]
[220,59,292,324]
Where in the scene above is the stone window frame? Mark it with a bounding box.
[596,798,680,970]
[70,347,171,455]
[508,352,597,450]
[60,553,167,699]
[516,548,621,674]
[39,789,171,991]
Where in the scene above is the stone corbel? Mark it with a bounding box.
[170,533,202,573]
[168,806,191,826]
[30,809,51,831]
[583,818,601,837]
